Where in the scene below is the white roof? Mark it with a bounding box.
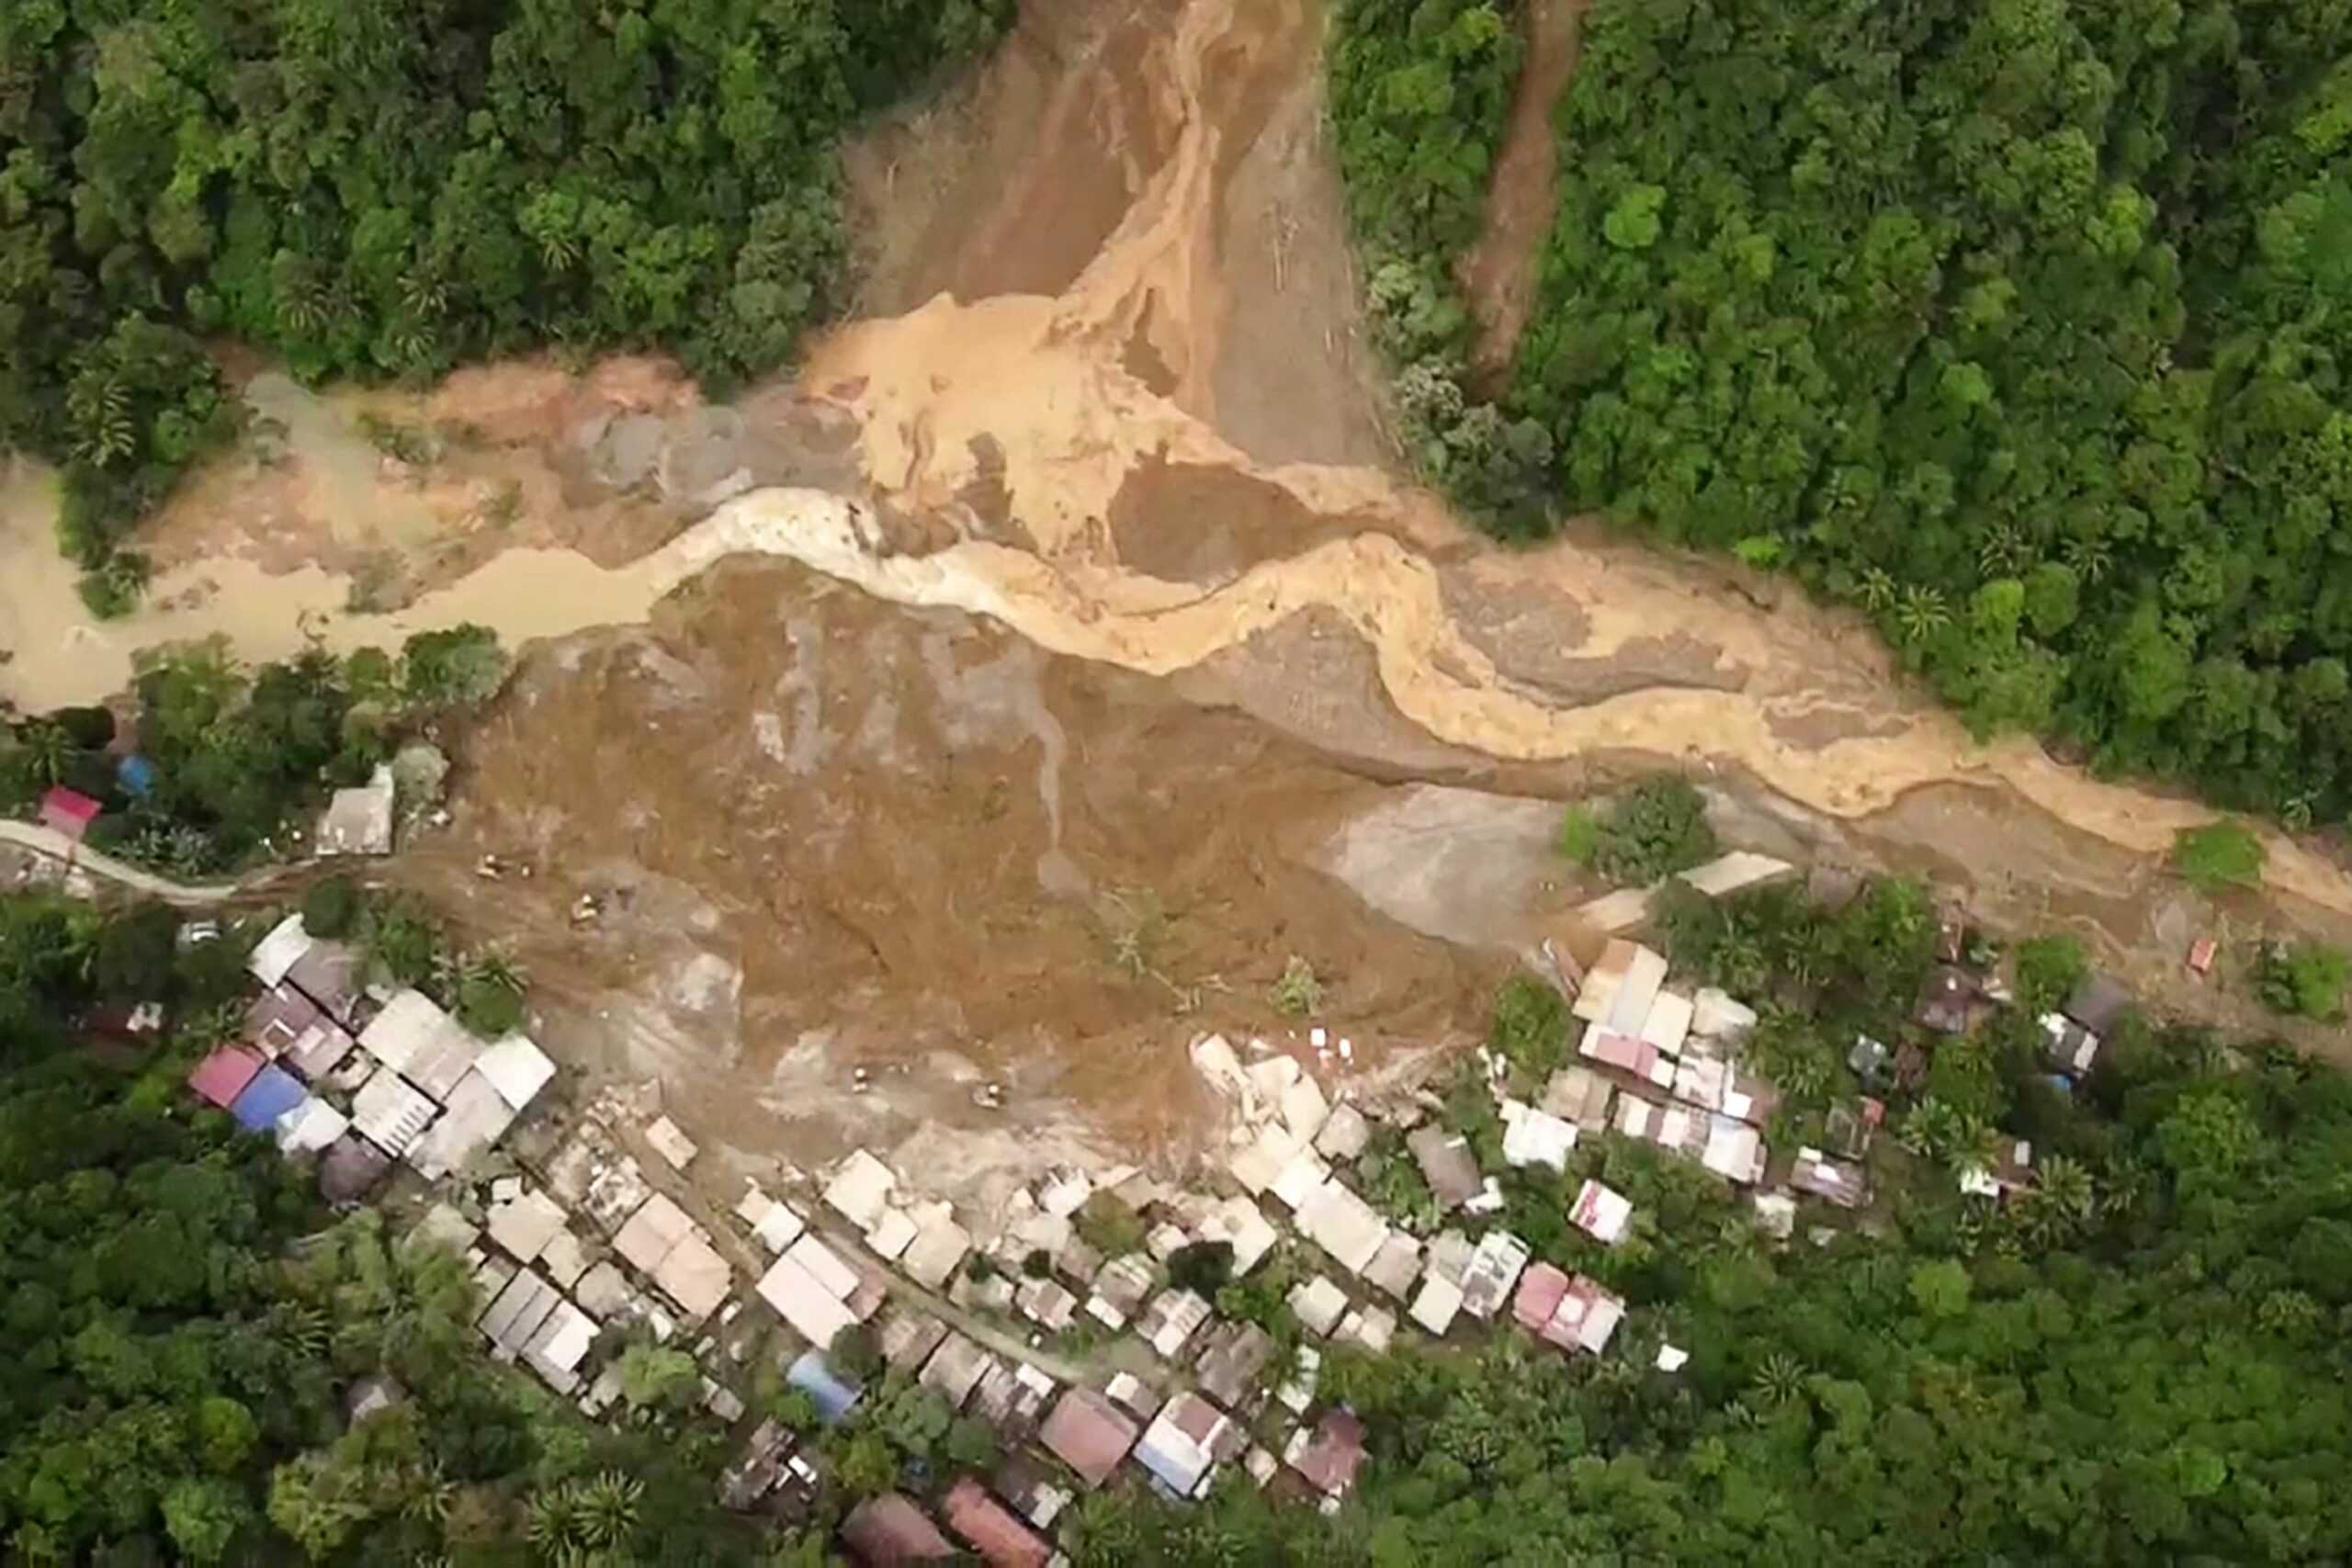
[474,1034,556,1111]
[1314,1102,1371,1161]
[614,1193,695,1275]
[1279,1075,1330,1143]
[1691,987,1758,1039]
[644,1115,698,1170]
[1701,1117,1765,1184]
[754,1201,808,1255]
[1501,1102,1578,1171]
[1198,1195,1279,1275]
[524,1299,599,1382]
[274,1096,349,1155]
[1602,944,1669,1037]
[350,1071,437,1156]
[1656,1343,1690,1372]
[487,1188,569,1263]
[651,1230,732,1321]
[865,1206,919,1261]
[1137,1397,1224,1498]
[1269,1148,1332,1212]
[1039,1169,1093,1218]
[1409,1274,1463,1335]
[755,1254,857,1348]
[783,1234,861,1299]
[1571,1179,1634,1245]
[899,1213,971,1289]
[1639,990,1694,1056]
[824,1149,897,1229]
[1296,1180,1389,1276]
[247,915,315,987]
[1288,1275,1350,1337]
[358,988,473,1092]
[407,1068,521,1179]
[1227,1124,1297,1196]
[315,766,396,856]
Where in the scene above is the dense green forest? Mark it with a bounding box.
[0,893,779,1562]
[0,0,1006,598]
[1068,878,2352,1562]
[1330,0,2352,823]
[1,626,505,873]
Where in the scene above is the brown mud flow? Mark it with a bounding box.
[4,0,2350,1174]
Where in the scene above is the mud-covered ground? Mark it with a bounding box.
[4,0,2349,1188]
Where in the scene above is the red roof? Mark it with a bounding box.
[1512,1261,1570,1332]
[40,786,102,839]
[1290,1408,1367,1496]
[1039,1386,1138,1487]
[840,1493,955,1565]
[943,1478,1049,1567]
[188,1045,266,1109]
[2188,936,2218,975]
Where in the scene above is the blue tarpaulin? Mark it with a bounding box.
[229,1063,307,1134]
[116,754,156,798]
[786,1348,864,1425]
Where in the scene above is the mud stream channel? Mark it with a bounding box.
[3,0,2346,1184]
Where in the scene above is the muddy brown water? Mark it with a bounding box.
[4,0,2348,1174]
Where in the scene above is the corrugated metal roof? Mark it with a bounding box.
[188,1044,265,1109]
[350,1071,437,1156]
[228,1063,307,1133]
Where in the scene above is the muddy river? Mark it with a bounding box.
[3,0,2345,1180]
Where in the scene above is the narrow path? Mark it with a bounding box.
[0,818,330,907]
[1459,0,1589,383]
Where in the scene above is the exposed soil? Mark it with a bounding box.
[396,562,1505,1177]
[7,0,2352,1179]
[1458,0,1589,384]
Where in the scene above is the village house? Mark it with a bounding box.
[1790,1146,1871,1209]
[1571,1179,1634,1245]
[942,1477,1052,1568]
[840,1491,955,1564]
[1038,1387,1138,1488]
[1135,1392,1241,1499]
[1194,1319,1276,1408]
[1283,1408,1368,1501]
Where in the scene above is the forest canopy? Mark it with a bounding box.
[1333,0,2352,823]
[0,0,1006,583]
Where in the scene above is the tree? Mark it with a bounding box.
[2171,821,2267,891]
[301,875,363,940]
[2256,939,2348,1021]
[1166,1240,1236,1296]
[616,1345,702,1413]
[1565,773,1719,886]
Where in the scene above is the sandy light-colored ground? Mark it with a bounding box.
[4,0,2349,1181]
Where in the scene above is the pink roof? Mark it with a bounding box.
[40,787,102,838]
[1512,1262,1570,1331]
[189,1045,266,1109]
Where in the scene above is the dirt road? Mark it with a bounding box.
[2,0,2347,1168]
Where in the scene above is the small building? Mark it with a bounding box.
[188,1044,266,1111]
[1542,1066,1615,1131]
[994,1453,1074,1530]
[358,989,478,1101]
[314,765,396,856]
[39,785,101,842]
[758,1250,858,1350]
[786,1348,865,1425]
[1334,1304,1396,1355]
[840,1492,955,1565]
[644,1114,698,1171]
[920,1333,998,1410]
[407,1068,520,1179]
[1570,1179,1634,1245]
[2187,934,2218,976]
[2064,973,2132,1039]
[1297,1180,1389,1277]
[970,1360,1055,1434]
[2040,1011,2100,1077]
[1959,1137,2035,1200]
[1283,1408,1366,1498]
[879,1307,952,1374]
[1362,1232,1422,1302]
[1500,1100,1577,1172]
[942,1477,1051,1568]
[317,1135,392,1203]
[1086,1252,1156,1329]
[1136,1392,1238,1499]
[1511,1261,1570,1334]
[473,1033,557,1112]
[901,1213,972,1290]
[1915,965,1977,1035]
[1457,1231,1530,1321]
[825,1149,898,1229]
[1406,1126,1482,1212]
[1540,1274,1625,1354]
[1315,1102,1372,1161]
[487,1188,568,1264]
[1136,1288,1213,1359]
[1790,1146,1870,1209]
[227,1061,307,1134]
[1270,1148,1332,1213]
[350,1071,438,1158]
[1288,1274,1350,1337]
[1016,1276,1080,1332]
[1409,1273,1463,1336]
[1039,1386,1139,1488]
[1196,1194,1279,1275]
[247,914,315,989]
[1639,990,1694,1057]
[1194,1319,1275,1407]
[274,1095,350,1155]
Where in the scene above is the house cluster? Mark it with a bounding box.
[186,913,559,1201]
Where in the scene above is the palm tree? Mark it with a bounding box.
[1977,522,2025,577]
[469,943,526,999]
[1894,584,1951,645]
[1750,1351,1806,1408]
[1858,564,1897,612]
[576,1472,641,1551]
[2063,533,2110,584]
[18,720,69,785]
[526,1483,582,1558]
[67,376,134,468]
[2020,1155,2097,1247]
